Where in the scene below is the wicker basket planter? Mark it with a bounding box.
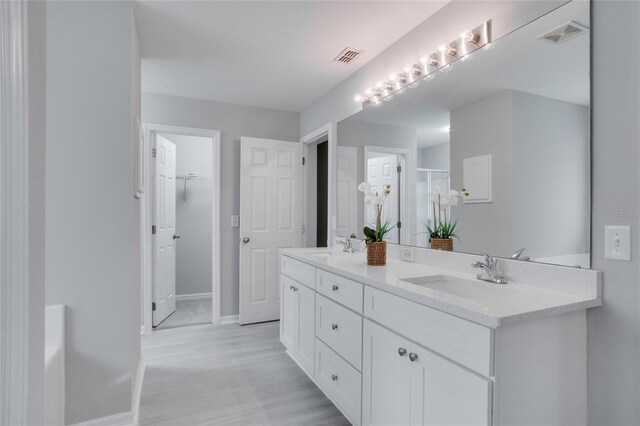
[367,241,387,266]
[430,237,453,251]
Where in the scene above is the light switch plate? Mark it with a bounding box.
[400,247,415,262]
[605,225,631,261]
[231,215,239,228]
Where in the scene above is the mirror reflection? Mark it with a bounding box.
[337,1,590,268]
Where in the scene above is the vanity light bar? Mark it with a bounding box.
[356,20,491,105]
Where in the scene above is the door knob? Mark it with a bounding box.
[332,285,339,292]
[173,234,181,240]
[409,352,418,362]
[242,237,250,244]
[331,323,338,330]
[331,374,338,381]
[398,347,407,357]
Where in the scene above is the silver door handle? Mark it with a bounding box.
[332,285,339,292]
[173,234,181,240]
[398,347,407,357]
[409,352,418,362]
[331,323,338,330]
[242,237,250,244]
[331,374,338,381]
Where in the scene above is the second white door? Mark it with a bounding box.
[366,153,400,244]
[239,137,303,325]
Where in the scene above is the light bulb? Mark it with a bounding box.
[354,94,363,102]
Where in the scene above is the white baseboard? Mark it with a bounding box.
[220,315,239,324]
[175,292,212,301]
[70,411,134,426]
[132,358,146,426]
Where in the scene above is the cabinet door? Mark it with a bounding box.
[296,283,315,375]
[280,276,297,351]
[410,347,491,426]
[362,320,412,426]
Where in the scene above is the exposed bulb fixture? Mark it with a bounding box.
[446,45,457,56]
[467,32,481,45]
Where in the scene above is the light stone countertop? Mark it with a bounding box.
[280,247,602,328]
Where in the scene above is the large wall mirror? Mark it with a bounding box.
[337,0,590,268]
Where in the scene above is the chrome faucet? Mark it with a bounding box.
[337,234,358,253]
[511,248,531,261]
[472,253,508,284]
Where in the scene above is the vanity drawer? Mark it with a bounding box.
[315,338,362,426]
[316,294,363,371]
[364,287,494,377]
[281,255,315,289]
[316,269,363,313]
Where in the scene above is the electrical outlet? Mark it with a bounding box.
[400,247,415,262]
[231,215,239,228]
[605,225,631,261]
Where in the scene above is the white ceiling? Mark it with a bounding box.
[133,1,449,113]
[346,0,589,148]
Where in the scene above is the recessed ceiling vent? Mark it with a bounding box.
[537,20,589,44]
[333,47,363,64]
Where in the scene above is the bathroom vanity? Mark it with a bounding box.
[279,248,601,426]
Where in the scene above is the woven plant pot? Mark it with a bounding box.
[367,241,387,266]
[431,238,453,251]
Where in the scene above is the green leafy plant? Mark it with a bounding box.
[358,182,395,243]
[426,188,469,241]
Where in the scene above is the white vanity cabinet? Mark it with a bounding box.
[279,252,590,426]
[280,258,316,376]
[362,319,491,426]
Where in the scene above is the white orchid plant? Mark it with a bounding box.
[426,187,469,240]
[358,182,394,243]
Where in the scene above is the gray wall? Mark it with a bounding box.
[450,91,515,256]
[450,90,589,260]
[27,2,47,424]
[337,120,417,238]
[45,2,140,423]
[142,93,300,317]
[589,1,640,424]
[164,134,214,296]
[420,143,450,171]
[512,91,590,259]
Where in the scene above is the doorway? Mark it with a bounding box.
[141,124,221,334]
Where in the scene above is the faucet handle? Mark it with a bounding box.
[478,252,495,266]
[350,233,357,239]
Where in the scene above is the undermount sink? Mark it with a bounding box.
[400,275,517,300]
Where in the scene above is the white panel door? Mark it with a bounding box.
[336,146,358,238]
[239,137,302,325]
[366,154,399,243]
[153,135,177,326]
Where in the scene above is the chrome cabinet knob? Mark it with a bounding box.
[331,323,338,330]
[409,352,418,362]
[331,374,338,381]
[173,234,181,240]
[332,285,339,291]
[242,237,250,244]
[398,347,407,357]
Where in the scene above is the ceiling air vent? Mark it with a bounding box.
[537,20,589,44]
[333,47,363,64]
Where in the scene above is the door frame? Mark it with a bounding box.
[141,124,221,333]
[300,123,336,247]
[0,1,32,423]
[364,145,416,246]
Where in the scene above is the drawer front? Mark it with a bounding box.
[315,338,362,426]
[316,295,363,371]
[364,287,493,377]
[281,255,316,290]
[316,269,363,313]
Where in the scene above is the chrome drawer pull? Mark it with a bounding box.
[332,284,339,291]
[398,347,407,357]
[331,323,338,330]
[409,352,418,362]
[331,374,338,381]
